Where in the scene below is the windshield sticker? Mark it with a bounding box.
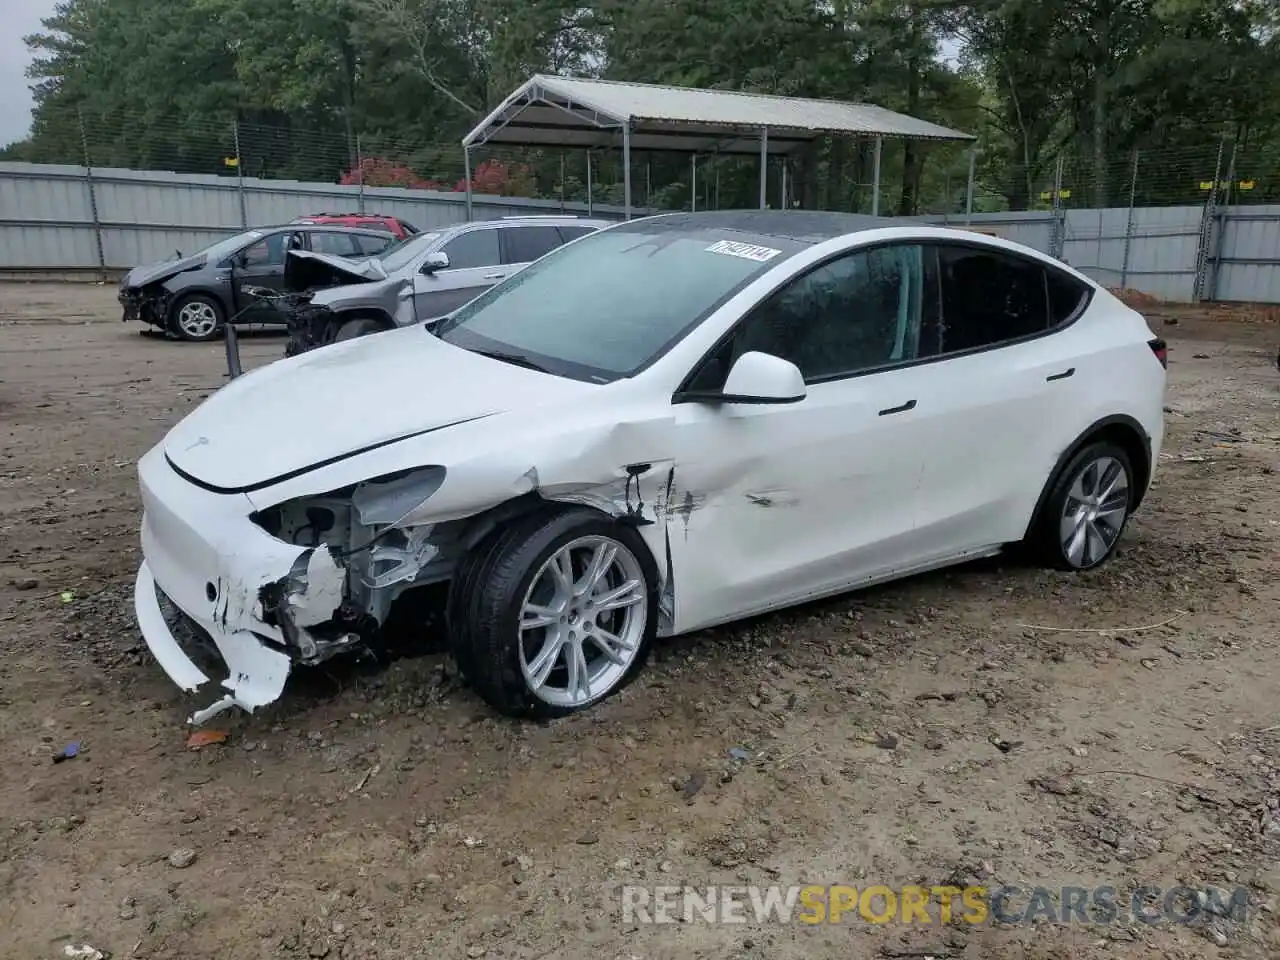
[705,239,782,262]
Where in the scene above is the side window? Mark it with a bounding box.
[1046,267,1090,326]
[310,232,361,257]
[355,233,394,256]
[557,225,596,243]
[685,245,926,390]
[934,245,1050,353]
[241,231,301,266]
[440,228,501,269]
[503,225,565,264]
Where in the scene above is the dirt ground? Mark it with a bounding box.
[0,283,1277,960]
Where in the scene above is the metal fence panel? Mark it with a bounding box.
[1214,207,1280,303]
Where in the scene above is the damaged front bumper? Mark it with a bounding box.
[283,300,333,358]
[119,288,170,329]
[134,448,351,724]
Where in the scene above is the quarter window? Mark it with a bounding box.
[503,225,564,264]
[932,245,1051,353]
[1046,267,1090,326]
[697,244,927,385]
[441,229,501,269]
[355,233,394,256]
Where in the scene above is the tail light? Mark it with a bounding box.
[1148,338,1168,368]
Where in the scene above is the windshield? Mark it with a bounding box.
[194,230,264,263]
[435,222,801,382]
[377,232,440,273]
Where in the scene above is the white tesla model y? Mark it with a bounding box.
[133,211,1167,724]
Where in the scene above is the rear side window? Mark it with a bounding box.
[310,232,362,257]
[355,233,394,256]
[932,245,1050,354]
[503,225,565,264]
[1046,267,1090,326]
[441,228,501,269]
[558,225,596,243]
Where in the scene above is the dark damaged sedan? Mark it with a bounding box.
[118,225,397,341]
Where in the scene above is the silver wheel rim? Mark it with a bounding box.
[1059,455,1129,568]
[518,535,647,708]
[178,301,218,337]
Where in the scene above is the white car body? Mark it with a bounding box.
[134,213,1166,723]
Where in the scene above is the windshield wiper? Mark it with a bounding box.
[467,348,550,373]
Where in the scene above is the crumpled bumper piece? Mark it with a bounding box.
[134,560,291,725]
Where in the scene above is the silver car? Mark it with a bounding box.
[283,215,610,355]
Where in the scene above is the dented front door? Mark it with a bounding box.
[664,368,931,634]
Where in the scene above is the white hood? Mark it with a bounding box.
[163,326,593,493]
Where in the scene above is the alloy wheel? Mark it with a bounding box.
[517,535,647,708]
[1058,455,1130,569]
[177,301,219,338]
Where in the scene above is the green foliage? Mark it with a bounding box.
[7,0,1280,210]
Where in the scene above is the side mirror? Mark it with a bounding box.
[422,251,450,274]
[718,351,807,404]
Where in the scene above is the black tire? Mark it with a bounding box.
[1031,440,1135,571]
[448,508,659,718]
[333,316,387,342]
[168,293,225,342]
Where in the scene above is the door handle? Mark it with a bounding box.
[878,399,917,416]
[482,272,505,280]
[1046,367,1076,382]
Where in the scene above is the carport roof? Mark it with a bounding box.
[462,75,975,156]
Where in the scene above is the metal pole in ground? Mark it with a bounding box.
[1120,150,1139,289]
[759,128,768,209]
[1208,139,1238,302]
[622,125,632,220]
[559,153,566,211]
[233,121,248,228]
[586,151,593,216]
[965,146,977,224]
[871,136,883,216]
[1050,155,1066,259]
[690,154,697,212]
[356,134,366,215]
[78,109,107,282]
[463,146,473,222]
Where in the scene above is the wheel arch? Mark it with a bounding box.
[330,307,396,337]
[1024,414,1154,540]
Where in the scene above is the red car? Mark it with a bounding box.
[290,213,420,240]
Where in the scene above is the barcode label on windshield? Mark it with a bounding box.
[704,240,782,262]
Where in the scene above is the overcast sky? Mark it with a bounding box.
[1,0,58,145]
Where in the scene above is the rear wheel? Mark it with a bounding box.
[448,509,658,718]
[170,294,224,342]
[1032,441,1134,571]
[333,316,386,342]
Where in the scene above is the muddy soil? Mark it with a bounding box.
[1,283,1278,960]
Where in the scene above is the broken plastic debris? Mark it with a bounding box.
[60,591,75,603]
[52,742,81,763]
[185,729,229,750]
[63,946,105,960]
[728,747,752,762]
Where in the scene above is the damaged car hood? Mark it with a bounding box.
[287,249,387,284]
[162,325,596,493]
[121,254,208,291]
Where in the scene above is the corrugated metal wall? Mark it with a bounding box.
[3,161,1280,302]
[0,162,628,273]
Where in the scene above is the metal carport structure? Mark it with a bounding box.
[461,75,976,220]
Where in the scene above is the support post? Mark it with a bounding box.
[1119,149,1139,289]
[871,136,883,216]
[586,151,593,215]
[1049,155,1066,259]
[622,125,632,220]
[964,145,977,224]
[1208,139,1238,302]
[78,109,106,281]
[645,160,651,210]
[559,152,566,211]
[759,127,768,209]
[691,154,697,212]
[233,121,248,227]
[781,159,788,209]
[1192,136,1225,302]
[356,133,366,214]
[463,146,473,222]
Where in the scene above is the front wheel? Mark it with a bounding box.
[449,509,658,718]
[169,294,225,342]
[1033,441,1134,571]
